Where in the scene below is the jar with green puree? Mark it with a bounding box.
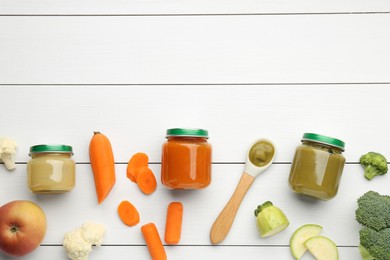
[288,133,346,200]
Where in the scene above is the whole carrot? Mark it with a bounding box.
[89,131,116,204]
[141,223,167,260]
[165,202,183,244]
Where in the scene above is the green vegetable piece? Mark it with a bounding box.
[356,190,390,260]
[304,236,339,260]
[359,152,388,180]
[359,227,390,260]
[289,224,323,260]
[359,245,375,260]
[254,201,289,238]
[355,191,390,231]
[254,201,274,217]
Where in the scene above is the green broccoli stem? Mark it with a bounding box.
[359,244,375,260]
[364,165,380,180]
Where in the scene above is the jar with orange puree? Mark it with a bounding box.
[161,128,212,189]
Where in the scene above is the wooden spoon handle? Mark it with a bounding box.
[210,172,255,244]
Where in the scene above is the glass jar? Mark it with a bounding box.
[161,128,212,189]
[288,133,346,200]
[27,144,75,193]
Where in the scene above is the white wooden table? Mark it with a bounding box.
[1,1,390,259]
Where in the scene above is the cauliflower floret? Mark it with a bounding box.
[63,222,106,260]
[81,222,106,246]
[63,228,92,260]
[0,137,17,170]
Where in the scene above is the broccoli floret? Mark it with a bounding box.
[360,152,388,180]
[359,227,390,260]
[356,191,390,231]
[356,191,390,260]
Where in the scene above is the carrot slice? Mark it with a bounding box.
[117,200,140,227]
[127,153,149,183]
[136,167,157,195]
[141,223,167,260]
[89,131,116,204]
[164,202,183,244]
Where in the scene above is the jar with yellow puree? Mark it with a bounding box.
[27,144,75,193]
[288,133,345,200]
[161,128,212,189]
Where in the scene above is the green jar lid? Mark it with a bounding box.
[29,144,73,155]
[301,133,345,151]
[166,128,209,138]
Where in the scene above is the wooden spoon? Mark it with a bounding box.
[210,138,276,244]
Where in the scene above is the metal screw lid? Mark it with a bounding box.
[166,128,209,138]
[301,133,345,151]
[29,144,73,155]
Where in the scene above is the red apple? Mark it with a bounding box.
[0,200,47,256]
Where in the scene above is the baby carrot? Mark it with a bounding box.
[164,202,183,245]
[89,131,116,204]
[127,153,149,183]
[136,166,157,195]
[117,200,140,227]
[141,223,167,260]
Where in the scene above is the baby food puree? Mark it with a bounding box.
[288,133,345,200]
[27,144,75,193]
[161,128,212,189]
[248,140,275,167]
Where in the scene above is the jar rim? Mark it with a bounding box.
[29,144,73,155]
[301,133,345,151]
[166,128,209,138]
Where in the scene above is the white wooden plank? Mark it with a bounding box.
[0,162,390,246]
[1,1,388,258]
[0,85,389,163]
[1,15,390,84]
[0,244,361,260]
[0,163,385,247]
[0,0,389,15]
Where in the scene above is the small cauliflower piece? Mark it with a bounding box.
[0,137,17,170]
[63,228,92,260]
[63,222,106,260]
[81,222,106,246]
